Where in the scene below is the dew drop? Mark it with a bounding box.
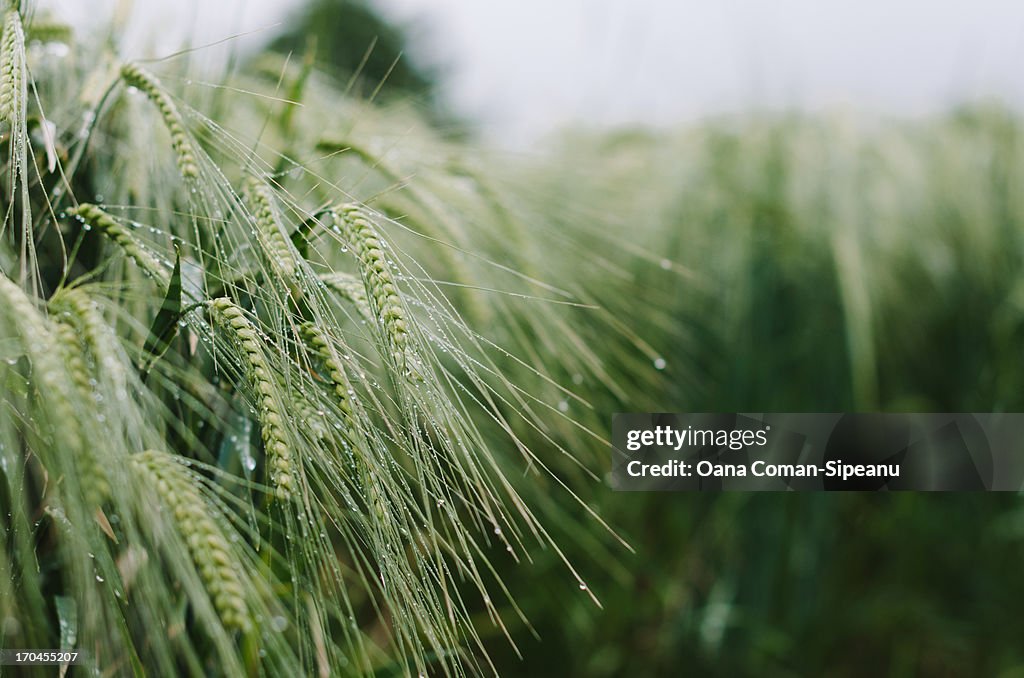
[653,357,666,370]
[241,446,256,473]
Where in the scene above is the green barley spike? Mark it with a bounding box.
[120,62,199,180]
[243,174,298,280]
[334,203,423,382]
[0,9,25,122]
[208,298,296,501]
[131,451,251,632]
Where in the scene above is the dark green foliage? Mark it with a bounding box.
[473,109,1024,676]
[269,0,442,112]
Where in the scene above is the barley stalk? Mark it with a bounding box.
[333,204,422,381]
[208,298,295,501]
[130,450,251,632]
[243,175,297,280]
[120,62,198,180]
[0,9,24,122]
[68,204,169,286]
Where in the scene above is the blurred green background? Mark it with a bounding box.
[267,2,1024,675]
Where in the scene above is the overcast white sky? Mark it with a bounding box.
[45,0,1024,145]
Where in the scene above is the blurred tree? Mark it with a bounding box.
[268,0,451,125]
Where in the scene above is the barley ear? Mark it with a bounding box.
[120,62,198,180]
[318,272,374,325]
[68,204,170,286]
[130,451,251,632]
[53,318,111,505]
[51,287,129,395]
[287,386,329,442]
[298,322,356,428]
[26,20,72,45]
[1,278,109,506]
[0,9,24,122]
[243,175,298,280]
[334,204,423,381]
[208,298,295,501]
[0,275,82,478]
[298,322,388,528]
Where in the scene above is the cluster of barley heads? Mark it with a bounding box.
[0,3,655,675]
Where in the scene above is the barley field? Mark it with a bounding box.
[2,3,1023,676]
